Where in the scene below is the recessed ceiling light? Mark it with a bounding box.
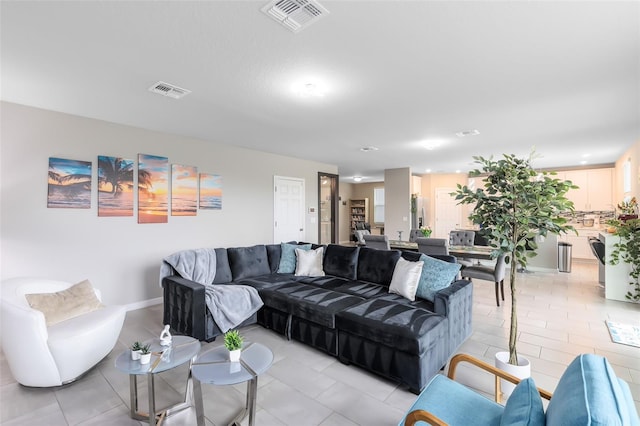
[582,153,591,158]
[580,160,588,165]
[455,129,480,137]
[425,169,432,173]
[360,147,379,152]
[353,176,363,182]
[293,81,326,97]
[455,170,462,173]
[423,139,446,150]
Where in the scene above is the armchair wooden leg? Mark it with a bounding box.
[500,280,505,301]
[494,282,500,306]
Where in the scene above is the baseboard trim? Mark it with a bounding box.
[125,297,162,312]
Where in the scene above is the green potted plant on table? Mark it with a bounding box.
[139,344,152,365]
[131,341,143,360]
[419,225,432,237]
[224,330,244,362]
[454,153,575,397]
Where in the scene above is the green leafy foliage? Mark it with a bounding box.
[453,153,576,365]
[607,218,640,301]
[140,344,151,355]
[131,341,143,351]
[224,329,243,351]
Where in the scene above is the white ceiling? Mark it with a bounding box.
[2,1,639,182]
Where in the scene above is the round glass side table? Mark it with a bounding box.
[191,342,273,426]
[115,335,201,426]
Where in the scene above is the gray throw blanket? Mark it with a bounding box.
[160,248,217,287]
[204,284,263,332]
[160,248,263,332]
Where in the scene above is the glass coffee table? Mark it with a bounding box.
[191,342,273,426]
[115,335,201,426]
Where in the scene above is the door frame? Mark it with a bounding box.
[318,172,339,244]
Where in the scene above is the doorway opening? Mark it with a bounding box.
[318,173,339,244]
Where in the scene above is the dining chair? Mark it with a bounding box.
[461,253,507,306]
[416,238,449,255]
[449,230,475,267]
[363,234,391,250]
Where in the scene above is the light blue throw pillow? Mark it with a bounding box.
[415,254,461,302]
[277,243,311,273]
[500,377,545,426]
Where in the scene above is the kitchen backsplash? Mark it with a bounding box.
[560,210,615,226]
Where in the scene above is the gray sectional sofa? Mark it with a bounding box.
[162,243,473,393]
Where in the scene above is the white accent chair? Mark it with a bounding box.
[1,277,127,387]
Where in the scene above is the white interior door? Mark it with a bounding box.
[435,188,462,239]
[274,176,305,243]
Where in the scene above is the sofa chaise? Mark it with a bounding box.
[162,243,473,392]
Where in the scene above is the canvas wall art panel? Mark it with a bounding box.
[199,173,222,210]
[171,164,198,216]
[98,156,134,217]
[47,157,92,208]
[138,153,168,224]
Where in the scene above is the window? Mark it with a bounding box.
[374,187,384,223]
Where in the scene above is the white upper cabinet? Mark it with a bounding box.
[560,168,613,211]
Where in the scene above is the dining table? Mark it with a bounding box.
[388,240,494,260]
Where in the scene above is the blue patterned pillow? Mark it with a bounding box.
[277,243,312,273]
[500,377,545,426]
[415,254,461,302]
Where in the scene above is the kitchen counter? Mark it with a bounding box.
[600,232,635,303]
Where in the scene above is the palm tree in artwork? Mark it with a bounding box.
[138,169,153,196]
[48,171,91,190]
[98,157,134,197]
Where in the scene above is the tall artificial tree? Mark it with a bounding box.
[454,153,575,365]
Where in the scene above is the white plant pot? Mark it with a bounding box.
[131,350,142,361]
[229,349,241,363]
[140,353,152,365]
[495,351,531,401]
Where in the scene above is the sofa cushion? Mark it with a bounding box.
[265,244,282,274]
[25,279,103,326]
[212,248,233,284]
[357,247,401,287]
[303,277,390,299]
[323,244,359,280]
[295,246,325,276]
[278,243,312,273]
[415,254,461,302]
[260,282,365,328]
[388,257,423,301]
[335,297,447,355]
[546,353,638,426]
[500,377,545,426]
[227,245,271,280]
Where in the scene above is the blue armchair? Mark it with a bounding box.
[400,353,639,426]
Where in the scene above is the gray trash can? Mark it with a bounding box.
[558,242,572,273]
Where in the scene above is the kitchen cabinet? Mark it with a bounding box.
[558,229,600,260]
[562,168,613,211]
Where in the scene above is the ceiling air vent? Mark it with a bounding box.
[148,81,191,99]
[262,0,329,33]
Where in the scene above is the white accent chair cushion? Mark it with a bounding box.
[1,277,127,387]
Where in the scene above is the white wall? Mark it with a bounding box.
[0,102,337,306]
[384,167,411,241]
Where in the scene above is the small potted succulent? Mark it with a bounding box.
[139,344,152,365]
[419,225,432,237]
[131,341,143,360]
[224,330,243,362]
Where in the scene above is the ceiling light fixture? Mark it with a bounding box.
[425,169,432,173]
[353,176,363,182]
[360,147,379,152]
[455,129,480,137]
[423,140,445,150]
[298,82,325,97]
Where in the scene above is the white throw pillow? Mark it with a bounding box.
[388,257,424,301]
[295,246,326,277]
[25,279,103,326]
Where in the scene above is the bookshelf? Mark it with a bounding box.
[349,198,369,233]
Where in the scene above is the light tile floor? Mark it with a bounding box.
[1,260,638,425]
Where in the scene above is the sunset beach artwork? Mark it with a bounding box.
[47,157,92,208]
[98,156,134,217]
[199,173,222,210]
[138,154,168,224]
[171,164,197,216]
